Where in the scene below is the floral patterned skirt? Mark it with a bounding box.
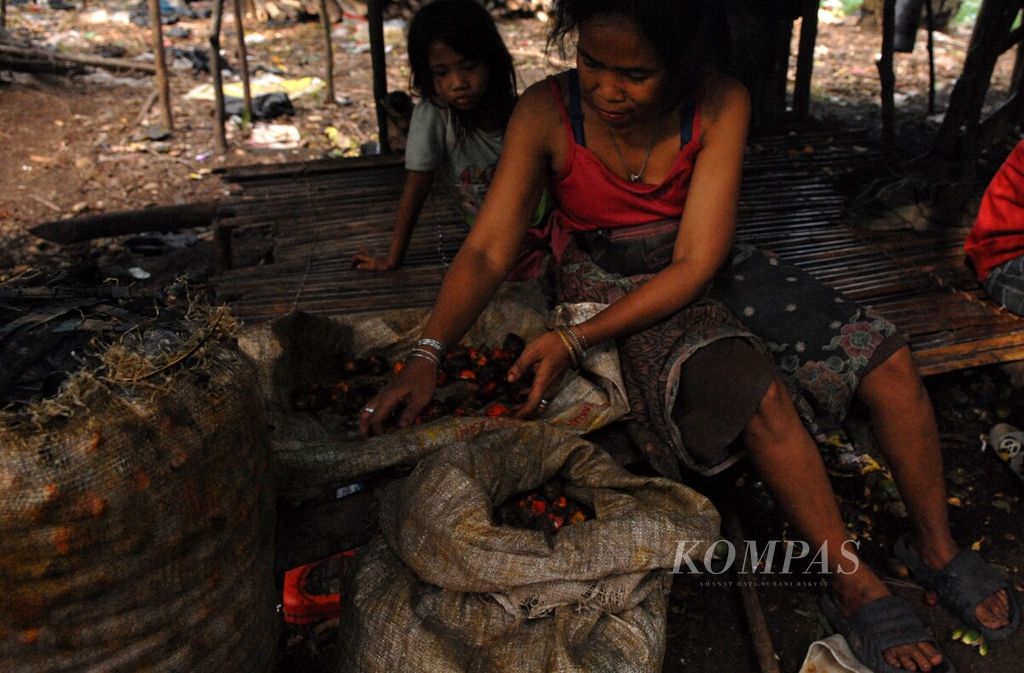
[557,242,906,477]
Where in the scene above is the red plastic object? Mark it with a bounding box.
[282,550,356,625]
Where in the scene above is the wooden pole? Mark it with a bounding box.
[148,0,174,131]
[924,0,937,114]
[723,513,782,673]
[232,0,254,124]
[368,0,390,154]
[793,0,819,120]
[319,0,336,106]
[878,0,897,160]
[210,0,228,153]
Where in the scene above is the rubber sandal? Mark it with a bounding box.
[894,533,1020,641]
[819,593,954,673]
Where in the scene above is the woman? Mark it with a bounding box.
[361,2,1016,671]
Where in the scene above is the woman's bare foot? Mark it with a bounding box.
[832,568,945,672]
[912,534,1012,629]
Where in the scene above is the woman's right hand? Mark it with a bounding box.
[359,356,437,436]
[352,251,398,272]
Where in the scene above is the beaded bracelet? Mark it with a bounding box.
[569,324,589,350]
[555,328,580,370]
[564,326,586,359]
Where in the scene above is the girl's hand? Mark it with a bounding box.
[352,251,398,272]
[507,331,574,419]
[359,357,437,436]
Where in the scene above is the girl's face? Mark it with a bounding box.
[576,14,667,129]
[428,41,491,112]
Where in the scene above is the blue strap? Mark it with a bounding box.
[679,100,695,146]
[568,69,586,146]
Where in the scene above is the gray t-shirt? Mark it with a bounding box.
[404,100,503,221]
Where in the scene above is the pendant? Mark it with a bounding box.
[629,173,641,183]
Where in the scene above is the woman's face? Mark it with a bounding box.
[576,14,666,129]
[428,41,491,112]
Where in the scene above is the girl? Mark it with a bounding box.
[352,0,547,276]
[360,2,1017,671]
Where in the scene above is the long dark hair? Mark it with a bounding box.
[547,0,716,109]
[407,0,518,134]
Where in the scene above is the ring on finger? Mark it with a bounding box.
[362,406,377,415]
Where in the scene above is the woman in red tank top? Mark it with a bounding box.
[361,1,1017,667]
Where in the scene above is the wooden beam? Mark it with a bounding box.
[925,0,937,114]
[232,0,254,123]
[792,0,819,120]
[210,0,228,153]
[0,44,156,74]
[319,0,336,105]
[878,0,897,159]
[148,0,173,131]
[368,0,390,153]
[29,201,225,245]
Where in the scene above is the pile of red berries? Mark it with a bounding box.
[290,333,535,428]
[494,479,593,534]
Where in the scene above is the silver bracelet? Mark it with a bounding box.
[408,350,440,367]
[415,337,446,355]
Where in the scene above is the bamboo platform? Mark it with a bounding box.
[209,130,1024,376]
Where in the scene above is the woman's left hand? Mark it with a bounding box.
[507,330,574,418]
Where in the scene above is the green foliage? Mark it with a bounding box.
[953,0,981,26]
[841,0,863,15]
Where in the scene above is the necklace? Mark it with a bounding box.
[609,128,657,183]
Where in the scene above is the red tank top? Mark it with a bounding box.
[965,140,1024,281]
[546,71,703,258]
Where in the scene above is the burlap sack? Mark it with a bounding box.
[337,421,720,672]
[239,280,630,502]
[0,307,276,672]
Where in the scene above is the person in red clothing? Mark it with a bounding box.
[965,140,1024,314]
[360,2,1016,671]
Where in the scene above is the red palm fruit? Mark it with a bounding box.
[393,361,407,375]
[569,510,587,524]
[484,402,511,418]
[457,369,477,381]
[531,499,546,514]
[549,514,565,530]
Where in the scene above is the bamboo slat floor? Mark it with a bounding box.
[209,129,1024,376]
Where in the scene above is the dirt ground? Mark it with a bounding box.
[3,3,1024,673]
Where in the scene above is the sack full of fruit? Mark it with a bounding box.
[337,421,719,673]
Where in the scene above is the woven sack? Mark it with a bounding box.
[337,421,719,672]
[0,307,277,672]
[239,280,630,502]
